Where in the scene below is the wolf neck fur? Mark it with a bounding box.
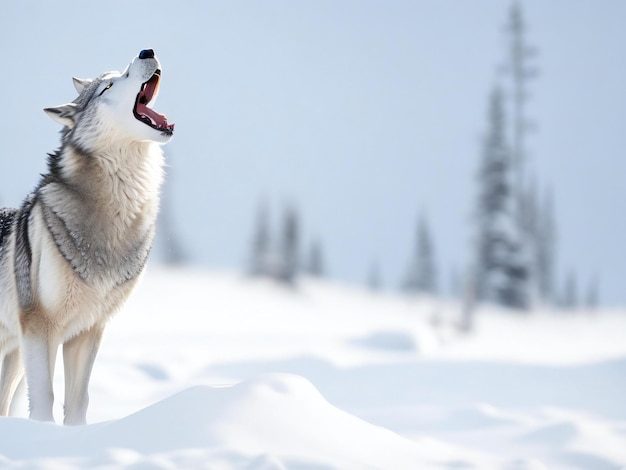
[38,138,164,285]
[64,139,162,200]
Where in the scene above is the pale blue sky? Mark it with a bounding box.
[0,1,624,305]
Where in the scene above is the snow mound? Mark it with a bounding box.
[351,330,418,352]
[0,374,430,469]
[519,422,578,446]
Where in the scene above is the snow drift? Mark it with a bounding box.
[0,267,625,469]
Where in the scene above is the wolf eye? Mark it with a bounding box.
[98,83,113,96]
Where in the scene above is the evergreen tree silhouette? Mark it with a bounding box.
[277,205,300,284]
[404,212,437,295]
[249,200,271,277]
[474,86,528,309]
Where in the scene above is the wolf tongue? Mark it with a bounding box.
[136,102,168,128]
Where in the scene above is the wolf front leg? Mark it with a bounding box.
[63,324,104,425]
[20,326,59,422]
[0,348,23,416]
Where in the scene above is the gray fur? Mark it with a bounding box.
[14,196,34,311]
[39,186,154,286]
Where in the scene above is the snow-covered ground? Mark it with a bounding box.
[1,266,625,469]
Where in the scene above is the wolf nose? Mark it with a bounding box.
[139,49,155,60]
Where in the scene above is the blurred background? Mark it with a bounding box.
[0,0,624,308]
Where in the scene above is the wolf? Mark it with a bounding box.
[0,49,173,425]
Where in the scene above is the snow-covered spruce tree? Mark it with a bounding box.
[504,0,539,309]
[518,179,538,300]
[534,188,557,305]
[249,201,271,277]
[473,86,528,310]
[277,205,301,284]
[503,0,538,228]
[403,211,437,296]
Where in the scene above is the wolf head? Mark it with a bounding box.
[44,49,174,148]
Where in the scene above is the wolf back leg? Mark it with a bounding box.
[63,324,104,425]
[21,327,58,422]
[0,348,23,416]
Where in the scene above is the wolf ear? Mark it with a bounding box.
[72,77,92,94]
[44,103,78,128]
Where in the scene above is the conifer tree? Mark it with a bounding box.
[503,0,538,218]
[250,201,271,277]
[535,188,556,304]
[474,86,528,309]
[495,0,538,309]
[416,212,437,294]
[519,178,540,305]
[404,211,437,295]
[278,205,300,284]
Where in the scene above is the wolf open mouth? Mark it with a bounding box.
[133,70,174,135]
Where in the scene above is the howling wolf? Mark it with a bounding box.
[0,49,173,425]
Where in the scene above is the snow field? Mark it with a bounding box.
[1,266,625,469]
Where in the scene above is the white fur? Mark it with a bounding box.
[20,334,55,422]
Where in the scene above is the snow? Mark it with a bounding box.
[2,266,626,469]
